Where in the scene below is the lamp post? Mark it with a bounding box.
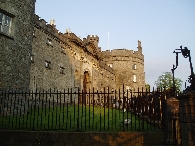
[172,46,195,93]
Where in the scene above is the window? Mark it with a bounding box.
[132,64,136,70]
[61,46,66,54]
[60,67,65,74]
[133,75,136,82]
[30,54,34,63]
[46,38,52,46]
[108,64,113,68]
[45,61,51,69]
[32,30,36,37]
[0,12,12,35]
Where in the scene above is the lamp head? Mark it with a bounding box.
[181,47,189,58]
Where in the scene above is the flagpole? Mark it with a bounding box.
[108,32,109,50]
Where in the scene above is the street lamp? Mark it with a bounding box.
[172,46,195,93]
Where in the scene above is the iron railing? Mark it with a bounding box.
[0,87,170,132]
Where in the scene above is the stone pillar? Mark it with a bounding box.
[164,97,180,145]
[178,91,195,146]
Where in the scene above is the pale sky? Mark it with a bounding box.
[35,0,195,90]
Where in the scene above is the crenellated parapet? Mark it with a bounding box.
[101,40,144,61]
[102,47,144,62]
[66,32,84,46]
[34,15,59,38]
[87,35,99,43]
[33,14,101,60]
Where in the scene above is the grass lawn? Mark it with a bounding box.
[0,105,157,132]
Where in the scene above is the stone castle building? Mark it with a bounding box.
[0,0,145,92]
[0,0,36,89]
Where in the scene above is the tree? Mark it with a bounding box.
[145,84,150,91]
[155,72,183,92]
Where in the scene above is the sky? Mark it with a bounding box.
[35,0,195,90]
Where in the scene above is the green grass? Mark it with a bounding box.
[0,105,157,132]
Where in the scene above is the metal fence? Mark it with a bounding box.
[0,87,170,132]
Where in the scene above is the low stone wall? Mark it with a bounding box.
[0,130,164,146]
[178,91,195,146]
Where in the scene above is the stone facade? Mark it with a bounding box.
[102,41,145,91]
[0,0,36,90]
[0,1,145,91]
[30,17,72,91]
[30,16,145,91]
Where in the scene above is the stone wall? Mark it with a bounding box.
[64,33,116,92]
[0,0,36,90]
[0,130,165,146]
[178,91,195,146]
[30,21,72,91]
[31,17,116,91]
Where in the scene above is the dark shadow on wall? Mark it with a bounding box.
[0,131,164,146]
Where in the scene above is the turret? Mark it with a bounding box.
[87,35,99,48]
[137,40,142,53]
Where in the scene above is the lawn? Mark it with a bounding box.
[0,105,157,132]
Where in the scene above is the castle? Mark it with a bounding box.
[0,0,145,92]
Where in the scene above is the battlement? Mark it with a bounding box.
[101,48,144,61]
[67,32,84,46]
[34,14,59,37]
[33,15,143,63]
[87,35,99,41]
[102,49,134,56]
[87,35,99,48]
[34,15,100,51]
[101,40,143,60]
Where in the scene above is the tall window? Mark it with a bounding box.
[0,12,12,35]
[46,38,52,46]
[133,75,136,82]
[132,64,136,70]
[60,67,65,74]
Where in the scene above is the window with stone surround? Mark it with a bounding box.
[60,66,65,74]
[46,38,52,46]
[45,60,51,69]
[108,63,113,68]
[32,29,36,37]
[132,64,136,70]
[61,46,66,54]
[0,12,13,36]
[133,75,136,82]
[30,54,34,63]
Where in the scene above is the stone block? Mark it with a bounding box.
[0,131,164,146]
[180,123,195,131]
[179,113,195,123]
[182,139,195,146]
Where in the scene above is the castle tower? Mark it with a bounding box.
[87,35,99,49]
[0,0,36,89]
[101,41,145,90]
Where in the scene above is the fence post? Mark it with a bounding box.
[164,97,179,145]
